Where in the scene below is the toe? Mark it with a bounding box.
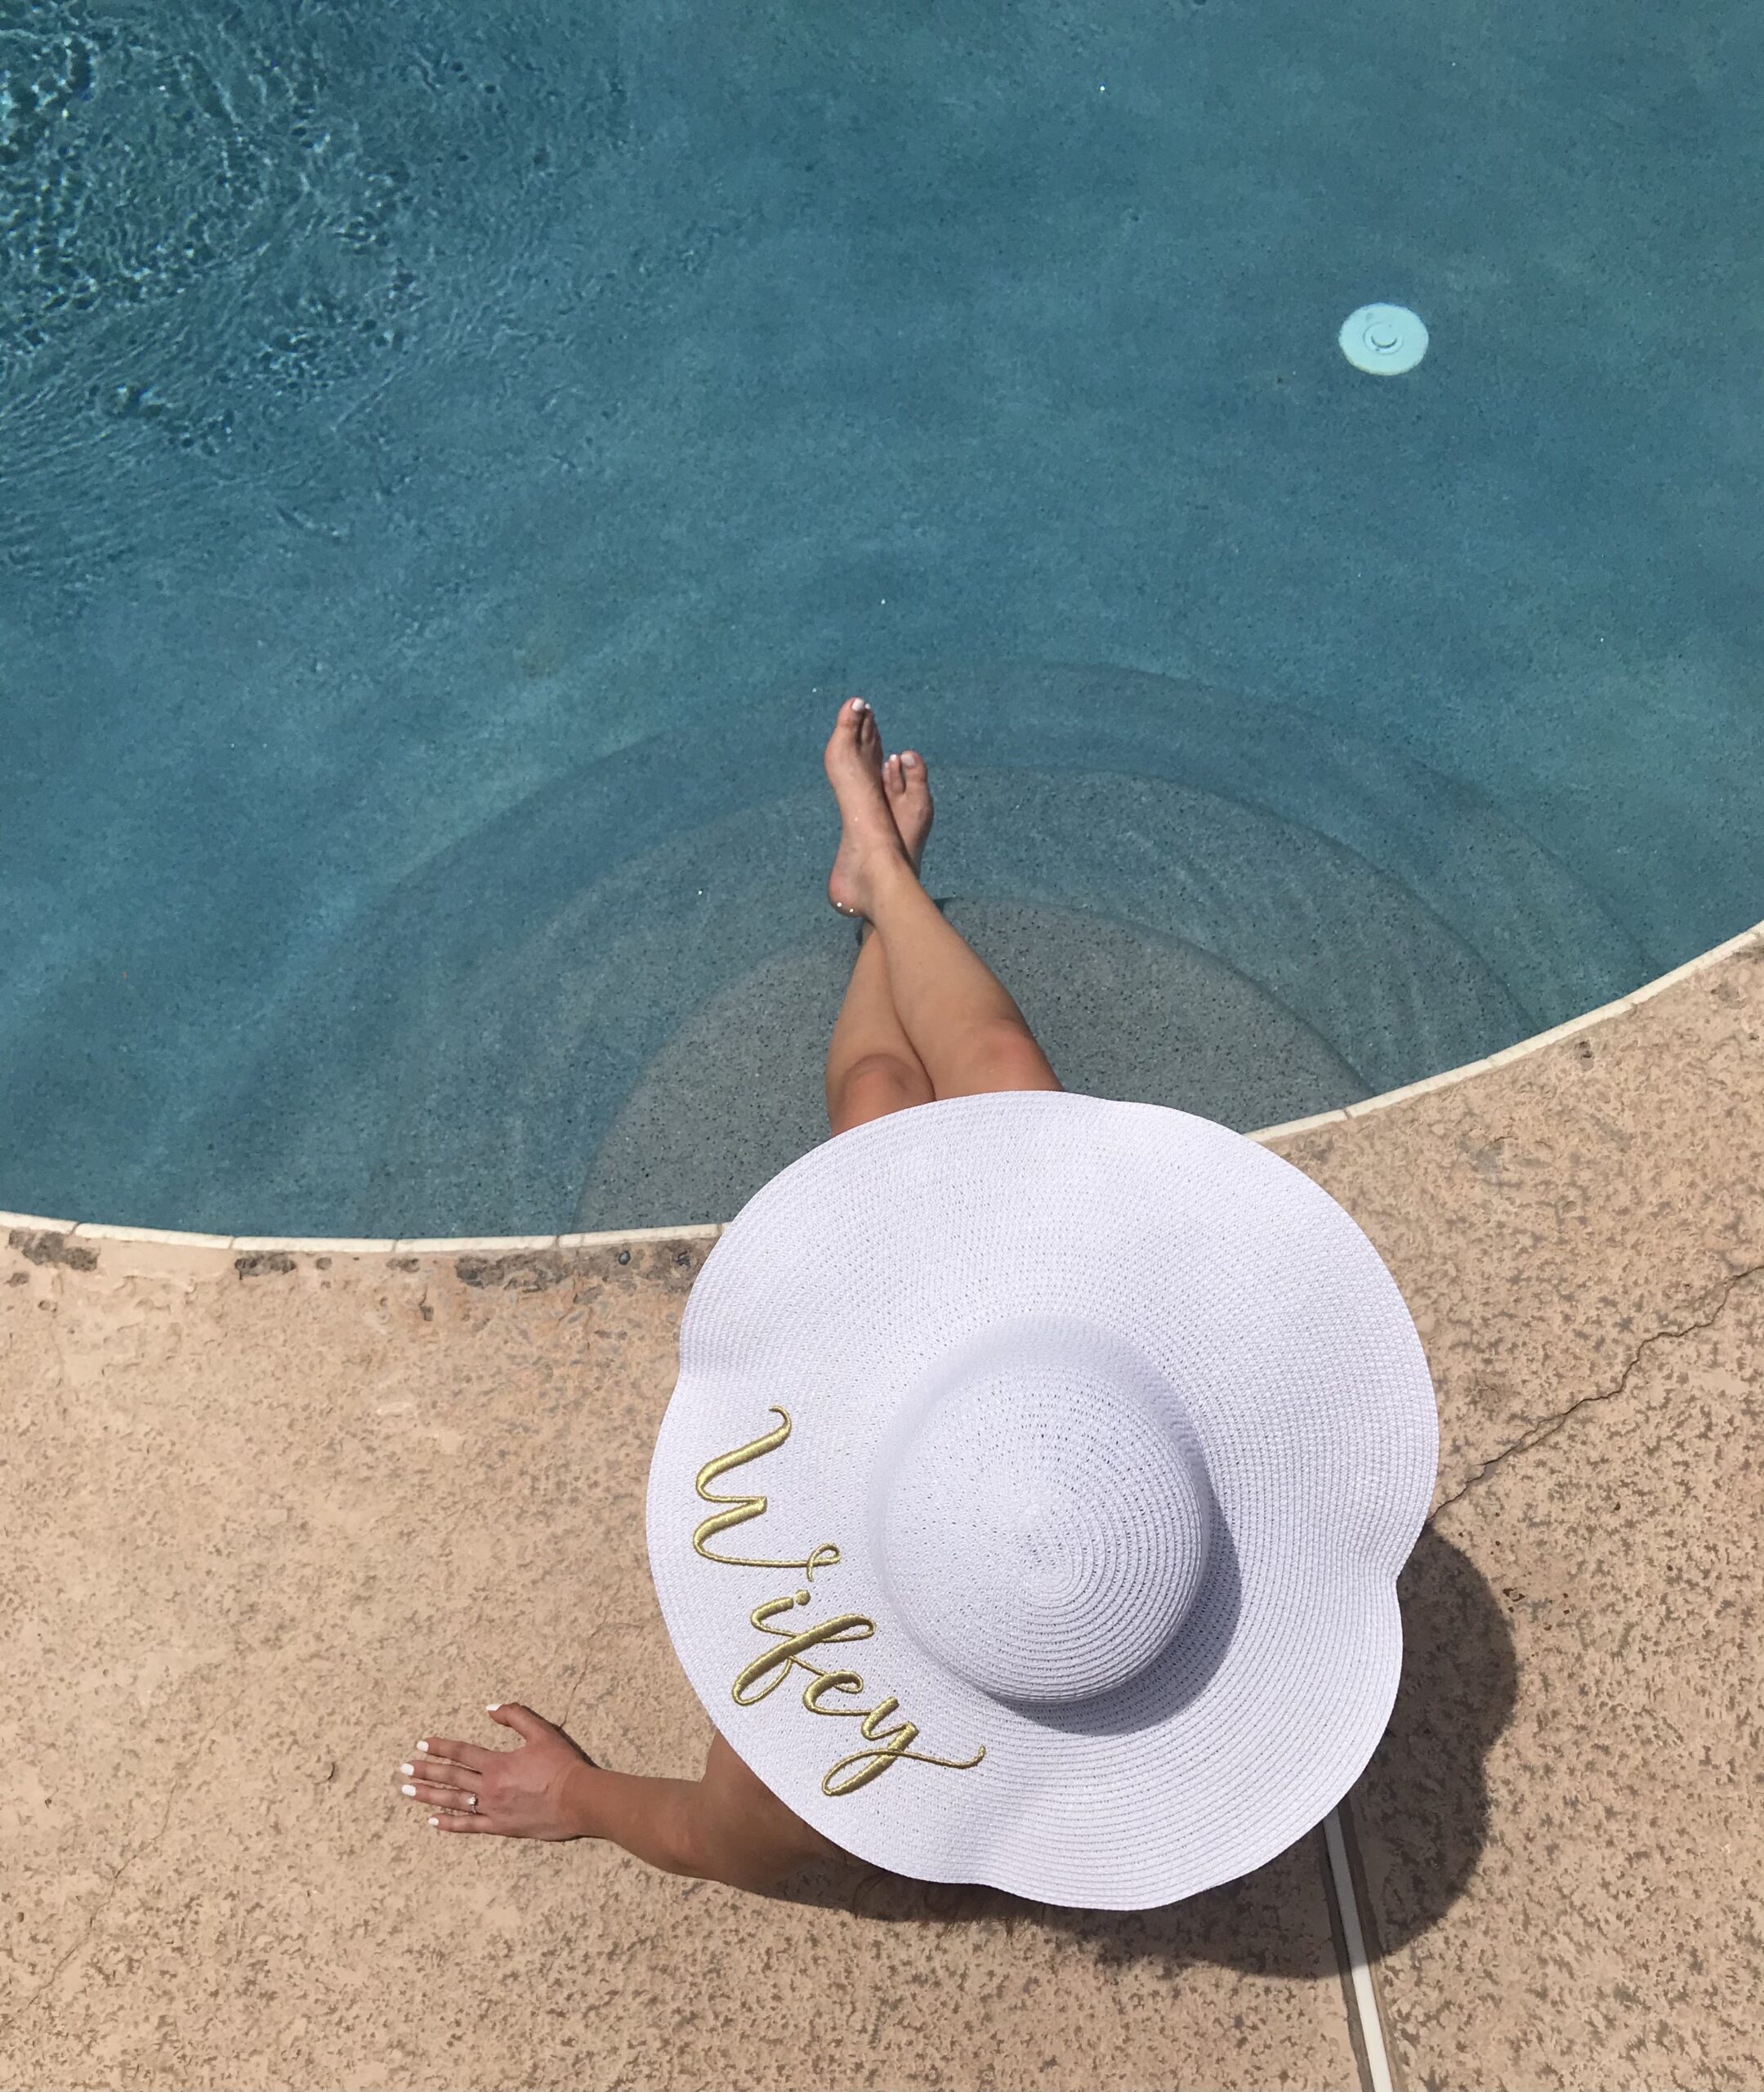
[826,696,871,776]
[883,752,903,798]
[826,695,889,793]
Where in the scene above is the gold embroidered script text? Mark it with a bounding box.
[691,1408,985,1795]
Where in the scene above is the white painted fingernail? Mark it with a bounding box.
[400,1762,415,1776]
[401,1783,417,1797]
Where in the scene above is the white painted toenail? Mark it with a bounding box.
[401,1783,417,1796]
[400,1762,414,1776]
[416,1740,429,1752]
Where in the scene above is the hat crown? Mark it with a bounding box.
[873,1316,1214,1705]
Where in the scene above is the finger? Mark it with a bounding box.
[399,1774,480,1813]
[412,1736,490,1772]
[400,1758,474,1796]
[431,1808,494,1833]
[485,1701,554,1745]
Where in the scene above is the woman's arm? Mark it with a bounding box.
[400,1701,847,1891]
[562,1730,848,1890]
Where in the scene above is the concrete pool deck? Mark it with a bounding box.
[3,919,1761,2090]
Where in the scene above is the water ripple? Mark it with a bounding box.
[0,1,610,574]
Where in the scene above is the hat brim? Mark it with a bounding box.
[646,1092,1437,1910]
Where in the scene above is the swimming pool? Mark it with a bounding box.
[3,0,1759,1236]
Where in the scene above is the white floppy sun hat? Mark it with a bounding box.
[645,1092,1437,1911]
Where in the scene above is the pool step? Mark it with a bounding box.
[574,896,1369,1232]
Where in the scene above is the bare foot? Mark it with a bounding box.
[882,745,933,872]
[824,696,914,920]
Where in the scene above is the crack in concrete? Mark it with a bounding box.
[557,1640,599,1730]
[1431,1259,1764,1522]
[0,1694,229,2034]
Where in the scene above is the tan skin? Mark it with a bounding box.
[394,696,1061,1890]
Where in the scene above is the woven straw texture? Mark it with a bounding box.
[646,1091,1437,1910]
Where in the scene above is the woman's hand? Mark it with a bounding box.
[394,1701,596,1840]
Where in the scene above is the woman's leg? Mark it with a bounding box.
[863,872,1061,1098]
[825,925,934,1135]
[825,735,938,1136]
[824,699,1061,1109]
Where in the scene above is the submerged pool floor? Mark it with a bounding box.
[2,0,1761,1233]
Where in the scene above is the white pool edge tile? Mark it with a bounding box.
[230,1236,401,1254]
[553,1223,724,1249]
[390,1235,560,1254]
[72,1223,239,1246]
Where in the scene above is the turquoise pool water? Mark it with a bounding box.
[2,1,1760,1234]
